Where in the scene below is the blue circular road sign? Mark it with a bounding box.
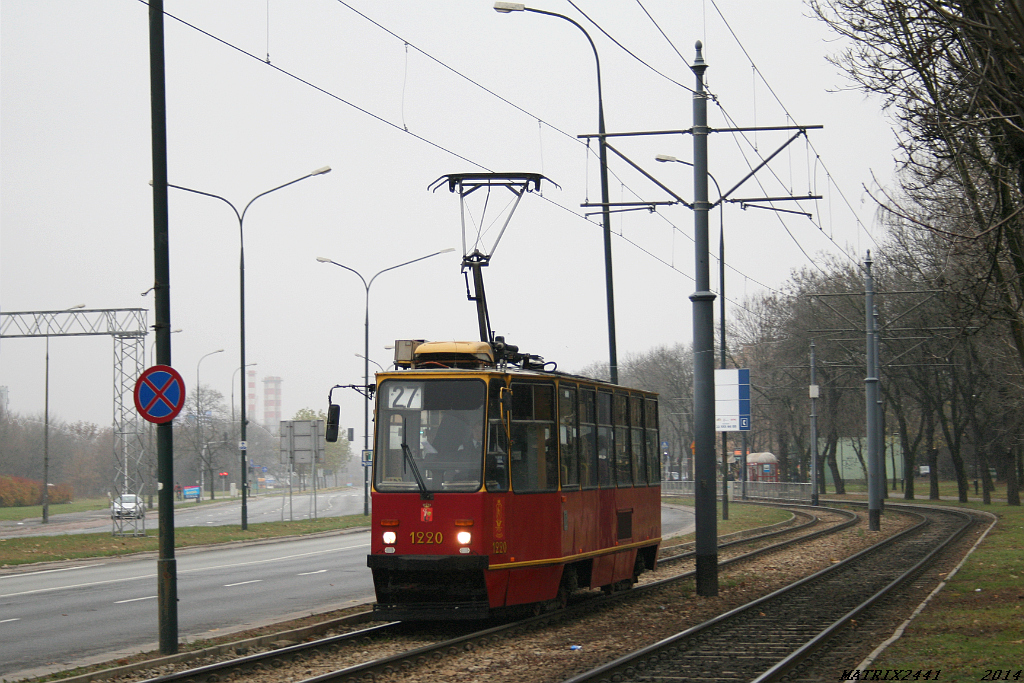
[134,365,186,424]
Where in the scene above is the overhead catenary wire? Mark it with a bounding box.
[598,0,881,267]
[149,1,827,311]
[326,1,793,301]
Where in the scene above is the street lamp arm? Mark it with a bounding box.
[655,155,723,203]
[521,9,604,123]
[316,258,369,291]
[166,183,242,223]
[367,248,456,289]
[240,166,332,223]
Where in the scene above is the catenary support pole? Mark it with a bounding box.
[865,253,881,530]
[874,305,886,506]
[691,42,718,596]
[810,341,819,506]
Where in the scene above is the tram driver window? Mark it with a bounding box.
[597,391,614,488]
[509,382,558,493]
[485,379,509,492]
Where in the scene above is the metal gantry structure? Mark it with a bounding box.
[0,308,148,535]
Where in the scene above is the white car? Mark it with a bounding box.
[111,494,145,519]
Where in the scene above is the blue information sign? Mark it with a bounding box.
[134,365,186,424]
[714,368,752,432]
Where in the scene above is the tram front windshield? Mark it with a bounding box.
[374,378,486,493]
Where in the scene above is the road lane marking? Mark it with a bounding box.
[0,541,369,599]
[0,565,98,580]
[115,596,157,604]
[224,580,262,587]
[1,618,21,623]
[297,570,327,575]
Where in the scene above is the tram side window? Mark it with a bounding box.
[614,393,632,487]
[631,394,646,486]
[579,389,598,488]
[597,391,614,487]
[646,397,661,484]
[510,383,558,493]
[485,379,509,492]
[559,385,580,489]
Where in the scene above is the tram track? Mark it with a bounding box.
[562,503,978,683]
[91,502,872,683]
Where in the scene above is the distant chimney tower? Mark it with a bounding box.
[247,369,259,425]
[263,376,283,428]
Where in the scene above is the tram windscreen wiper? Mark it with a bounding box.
[401,441,432,500]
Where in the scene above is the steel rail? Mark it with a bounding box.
[562,505,973,683]
[752,505,974,682]
[123,504,857,683]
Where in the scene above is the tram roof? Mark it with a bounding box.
[375,362,658,395]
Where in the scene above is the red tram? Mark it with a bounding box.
[326,172,661,619]
[361,339,662,620]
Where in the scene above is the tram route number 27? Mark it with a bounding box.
[388,384,422,410]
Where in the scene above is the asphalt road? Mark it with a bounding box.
[0,531,375,679]
[1,504,695,680]
[0,487,368,538]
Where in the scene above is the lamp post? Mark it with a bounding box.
[167,165,331,528]
[42,303,86,523]
[494,2,618,384]
[317,248,456,516]
[196,349,224,499]
[656,154,734,513]
[355,353,385,373]
[150,328,182,367]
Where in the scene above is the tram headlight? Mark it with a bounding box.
[456,531,472,545]
[382,531,397,545]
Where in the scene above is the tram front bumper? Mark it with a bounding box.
[367,554,490,620]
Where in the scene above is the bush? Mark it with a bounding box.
[0,476,73,507]
[48,483,74,504]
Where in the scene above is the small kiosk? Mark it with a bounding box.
[746,452,779,482]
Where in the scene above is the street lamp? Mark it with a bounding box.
[657,154,735,510]
[168,165,331,528]
[196,349,224,498]
[355,353,385,373]
[149,328,182,368]
[42,303,85,524]
[494,2,619,384]
[317,247,456,516]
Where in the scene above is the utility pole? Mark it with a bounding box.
[573,42,820,600]
[149,0,178,654]
[691,42,718,597]
[864,253,882,530]
[810,341,819,506]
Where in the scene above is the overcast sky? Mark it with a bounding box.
[1,0,895,442]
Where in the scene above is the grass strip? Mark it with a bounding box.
[0,514,371,567]
[867,502,1024,682]
[662,497,793,539]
